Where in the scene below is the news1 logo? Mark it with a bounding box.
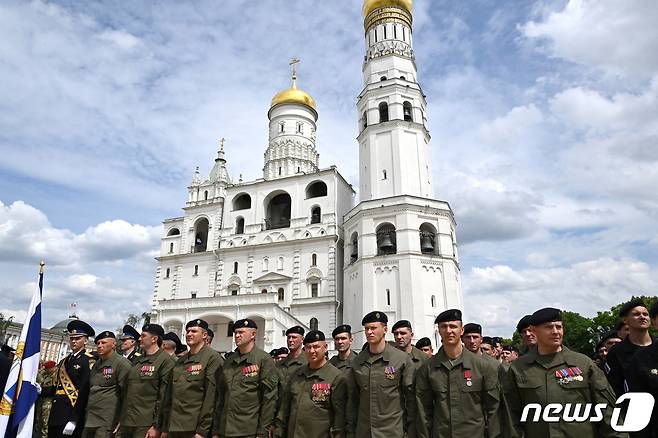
[521,393,655,432]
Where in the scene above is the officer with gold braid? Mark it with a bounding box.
[43,319,95,438]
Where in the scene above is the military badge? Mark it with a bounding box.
[650,369,658,375]
[311,382,331,403]
[241,364,260,379]
[464,370,473,387]
[186,363,203,376]
[103,367,113,379]
[140,364,155,377]
[384,366,397,380]
[555,367,583,385]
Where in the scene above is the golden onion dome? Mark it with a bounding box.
[270,84,317,111]
[363,0,412,17]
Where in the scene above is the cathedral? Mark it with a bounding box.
[152,0,463,352]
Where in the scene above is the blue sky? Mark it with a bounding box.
[1,0,657,338]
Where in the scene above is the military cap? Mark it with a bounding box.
[529,307,562,326]
[163,331,181,345]
[415,337,432,349]
[175,344,188,355]
[207,328,215,339]
[120,325,140,341]
[434,308,462,324]
[185,318,209,330]
[503,345,519,353]
[492,336,502,345]
[67,319,95,338]
[142,323,165,338]
[269,349,278,357]
[332,324,352,338]
[391,320,412,332]
[286,325,305,336]
[1,345,15,354]
[278,347,290,355]
[481,336,493,345]
[463,323,482,334]
[619,299,647,317]
[94,331,115,343]
[303,330,326,344]
[650,301,658,319]
[234,318,258,330]
[516,315,532,333]
[361,310,388,325]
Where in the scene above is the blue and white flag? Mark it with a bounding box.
[0,266,43,438]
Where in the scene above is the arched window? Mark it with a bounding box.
[376,222,397,255]
[193,217,209,253]
[311,253,317,266]
[278,256,284,270]
[227,321,235,336]
[310,318,319,331]
[431,295,436,307]
[235,217,245,234]
[231,288,238,296]
[278,288,285,301]
[279,122,285,133]
[261,288,268,294]
[311,206,321,224]
[232,193,251,211]
[379,102,389,122]
[204,190,209,201]
[419,223,438,255]
[296,122,303,134]
[265,191,291,230]
[311,283,319,297]
[263,257,269,271]
[233,262,238,274]
[193,265,199,276]
[386,289,391,306]
[165,268,170,278]
[382,170,387,180]
[350,232,358,262]
[306,181,327,198]
[400,75,406,80]
[169,242,174,253]
[362,112,368,130]
[403,101,413,122]
[167,228,180,236]
[380,76,387,81]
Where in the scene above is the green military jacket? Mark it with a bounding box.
[121,348,174,429]
[347,343,415,438]
[276,361,347,438]
[416,347,501,438]
[328,350,355,372]
[409,345,428,370]
[85,352,131,429]
[502,346,627,438]
[214,345,279,437]
[279,351,308,387]
[164,344,221,434]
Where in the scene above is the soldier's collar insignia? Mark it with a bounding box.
[244,321,248,326]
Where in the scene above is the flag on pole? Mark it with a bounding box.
[0,262,44,438]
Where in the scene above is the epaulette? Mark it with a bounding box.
[85,352,95,358]
[134,352,142,357]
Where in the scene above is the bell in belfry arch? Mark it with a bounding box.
[379,233,394,252]
[421,233,435,253]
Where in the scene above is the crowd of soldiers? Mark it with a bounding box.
[8,297,658,437]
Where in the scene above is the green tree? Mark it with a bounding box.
[561,310,594,355]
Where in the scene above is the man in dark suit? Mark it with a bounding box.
[42,319,95,438]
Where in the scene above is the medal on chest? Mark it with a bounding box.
[464,370,473,387]
[384,366,397,380]
[311,382,331,402]
[102,367,113,379]
[140,364,155,377]
[241,364,259,378]
[186,363,203,376]
[555,367,583,385]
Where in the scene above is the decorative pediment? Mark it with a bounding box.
[253,272,293,284]
[306,267,323,280]
[227,275,242,287]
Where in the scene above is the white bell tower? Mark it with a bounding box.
[342,0,463,348]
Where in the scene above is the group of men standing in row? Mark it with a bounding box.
[31,299,658,437]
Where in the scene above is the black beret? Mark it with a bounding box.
[94,331,115,343]
[1,345,15,354]
[269,349,278,356]
[415,337,432,349]
[234,319,258,330]
[163,331,181,345]
[516,315,532,333]
[142,324,164,338]
[277,347,290,355]
[391,320,412,332]
[286,326,305,336]
[175,343,188,355]
[120,325,140,341]
[463,323,482,334]
[435,309,462,324]
[650,301,658,319]
[503,345,519,353]
[482,336,493,345]
[529,307,562,326]
[185,319,209,330]
[619,299,647,317]
[67,319,95,338]
[207,328,215,339]
[492,337,501,345]
[332,324,352,338]
[362,311,388,325]
[303,330,326,344]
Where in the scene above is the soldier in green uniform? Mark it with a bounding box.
[328,325,355,371]
[502,307,626,438]
[162,319,221,438]
[83,331,131,438]
[212,318,279,438]
[391,319,428,370]
[278,326,308,386]
[416,309,502,438]
[346,311,415,438]
[276,330,347,438]
[120,325,142,364]
[162,332,180,358]
[481,336,496,358]
[415,337,433,359]
[34,360,57,438]
[120,324,174,438]
[516,315,537,351]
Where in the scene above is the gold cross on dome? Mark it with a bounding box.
[219,137,225,151]
[289,57,300,87]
